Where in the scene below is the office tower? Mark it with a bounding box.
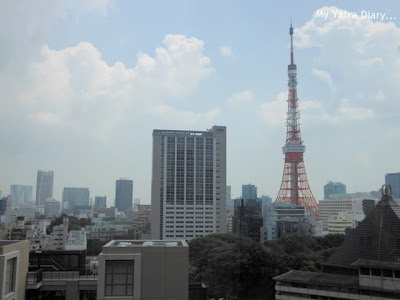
[115,178,133,213]
[275,24,318,216]
[151,126,227,240]
[324,181,347,199]
[35,170,54,206]
[233,198,263,241]
[0,196,12,227]
[385,172,400,198]
[259,195,272,208]
[45,200,61,218]
[94,196,107,208]
[10,185,33,207]
[242,184,257,200]
[62,187,90,209]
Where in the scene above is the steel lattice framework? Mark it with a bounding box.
[275,24,319,217]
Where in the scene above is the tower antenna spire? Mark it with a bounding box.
[290,21,294,65]
[275,23,319,217]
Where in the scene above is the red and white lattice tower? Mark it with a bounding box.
[275,23,319,216]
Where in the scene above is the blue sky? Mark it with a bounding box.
[1,0,400,206]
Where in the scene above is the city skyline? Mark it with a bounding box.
[1,1,400,204]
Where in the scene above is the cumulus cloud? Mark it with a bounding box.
[259,92,287,126]
[228,90,254,103]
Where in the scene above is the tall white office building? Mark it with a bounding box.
[151,126,227,240]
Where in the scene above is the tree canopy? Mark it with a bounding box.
[189,233,344,300]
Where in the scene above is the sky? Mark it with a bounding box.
[1,0,400,206]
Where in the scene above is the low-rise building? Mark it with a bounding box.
[97,239,189,300]
[86,224,127,241]
[0,240,30,300]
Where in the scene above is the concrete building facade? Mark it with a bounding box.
[97,239,188,300]
[0,240,30,300]
[151,126,227,240]
[95,196,107,208]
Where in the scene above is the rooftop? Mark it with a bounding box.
[104,240,188,248]
[274,270,359,288]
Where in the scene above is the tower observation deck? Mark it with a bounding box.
[275,23,319,216]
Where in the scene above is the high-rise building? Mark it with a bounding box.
[242,184,257,200]
[94,196,107,208]
[324,181,347,199]
[233,198,263,241]
[10,185,33,207]
[226,185,232,211]
[62,187,90,209]
[151,126,227,240]
[115,179,133,213]
[35,170,54,206]
[385,172,400,199]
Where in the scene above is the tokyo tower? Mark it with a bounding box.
[275,23,319,216]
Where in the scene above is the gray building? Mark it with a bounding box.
[94,196,107,208]
[226,185,232,212]
[35,170,54,206]
[44,200,60,218]
[97,240,188,300]
[0,196,12,227]
[324,181,346,199]
[385,172,400,199]
[62,187,90,209]
[151,126,227,240]
[115,179,133,213]
[10,185,33,207]
[242,184,257,200]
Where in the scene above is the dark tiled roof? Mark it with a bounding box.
[325,195,400,268]
[274,270,359,287]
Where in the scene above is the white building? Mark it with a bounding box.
[151,126,227,240]
[327,212,354,234]
[50,217,68,250]
[65,229,87,251]
[86,224,127,241]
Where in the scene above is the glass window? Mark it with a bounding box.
[105,260,134,296]
[5,257,17,295]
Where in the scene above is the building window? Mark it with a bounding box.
[5,257,17,295]
[105,260,134,296]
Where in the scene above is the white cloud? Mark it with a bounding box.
[148,104,220,125]
[228,90,254,103]
[376,90,385,102]
[259,92,287,126]
[29,112,61,124]
[220,46,233,57]
[312,68,335,92]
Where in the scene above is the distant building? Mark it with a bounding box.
[259,195,272,209]
[0,240,30,300]
[324,181,346,199]
[226,185,232,212]
[50,217,68,250]
[92,207,116,220]
[0,196,12,227]
[274,185,400,299]
[261,202,322,240]
[138,204,151,228]
[94,196,107,208]
[327,212,354,234]
[115,178,133,213]
[65,230,87,251]
[242,184,257,200]
[86,224,127,241]
[35,170,54,206]
[151,126,227,240]
[385,172,400,199]
[44,200,60,218]
[233,198,263,241]
[97,240,188,300]
[62,187,90,209]
[319,198,369,230]
[10,185,33,207]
